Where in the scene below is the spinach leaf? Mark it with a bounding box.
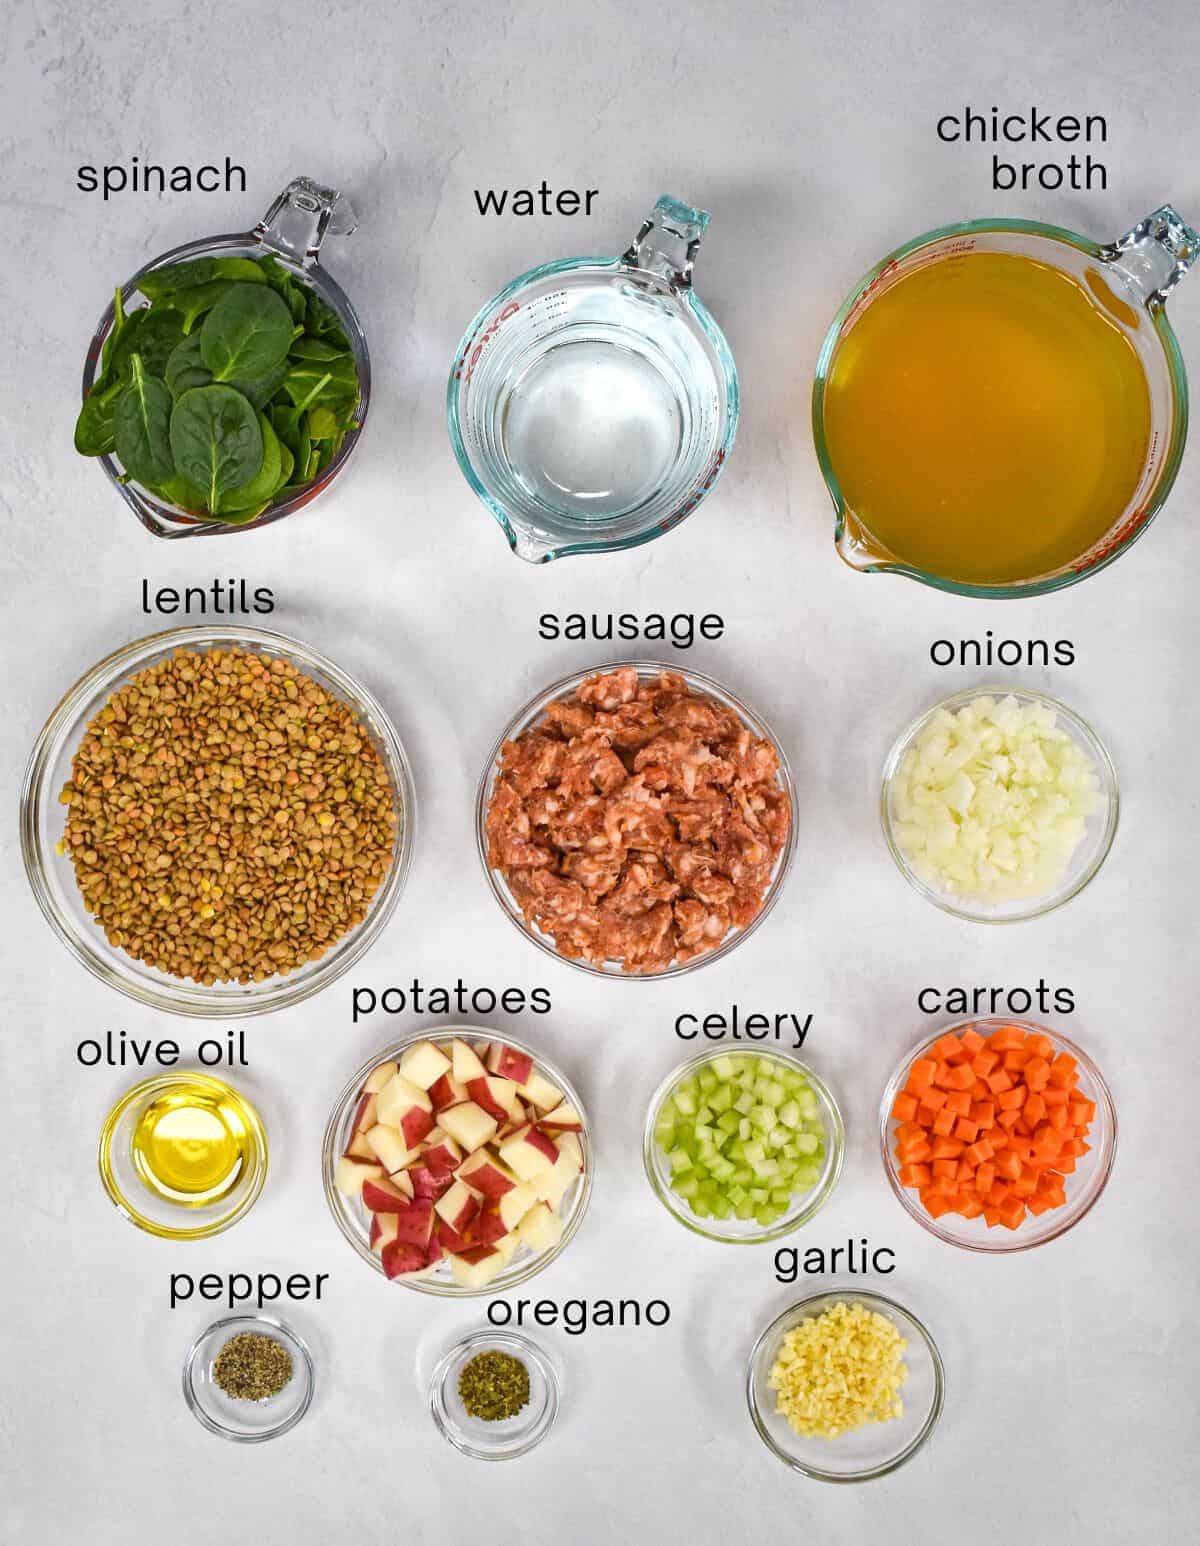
[148,474,209,512]
[114,355,176,487]
[270,403,311,475]
[200,285,293,383]
[169,384,264,512]
[258,255,308,324]
[132,309,185,377]
[219,412,283,514]
[136,258,217,300]
[165,334,212,397]
[172,280,236,334]
[289,335,348,362]
[228,360,289,410]
[74,378,124,456]
[275,440,295,491]
[102,307,147,385]
[305,293,352,351]
[211,257,268,285]
[307,405,339,440]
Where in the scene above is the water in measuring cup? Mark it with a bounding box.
[502,337,684,521]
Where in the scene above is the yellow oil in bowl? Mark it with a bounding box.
[99,1073,267,1239]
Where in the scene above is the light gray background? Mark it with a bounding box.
[2,1,1197,1541]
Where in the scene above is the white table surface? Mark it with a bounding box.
[2,2,1198,1541]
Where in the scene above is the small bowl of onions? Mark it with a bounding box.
[881,686,1118,924]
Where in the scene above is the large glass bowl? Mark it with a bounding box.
[476,661,797,978]
[80,176,369,540]
[322,1029,592,1296]
[881,685,1119,923]
[746,1291,944,1482]
[879,1019,1117,1252]
[20,625,415,1016]
[643,1048,843,1243]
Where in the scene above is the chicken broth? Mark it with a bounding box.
[823,251,1152,586]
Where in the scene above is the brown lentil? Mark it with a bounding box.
[212,1332,293,1401]
[58,647,397,985]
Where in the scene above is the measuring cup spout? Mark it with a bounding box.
[508,525,559,565]
[254,176,357,268]
[834,508,893,573]
[1106,205,1199,310]
[622,196,711,290]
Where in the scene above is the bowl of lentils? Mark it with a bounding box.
[21,625,415,1015]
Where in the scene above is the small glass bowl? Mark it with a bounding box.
[428,1329,560,1460]
[881,685,1119,923]
[21,625,415,1017]
[322,1028,592,1296]
[746,1291,944,1482]
[81,177,369,540]
[183,1314,314,1442]
[476,661,797,978]
[643,1048,844,1243]
[879,1018,1117,1252]
[98,1072,267,1240]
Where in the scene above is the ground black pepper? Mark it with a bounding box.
[212,1332,293,1401]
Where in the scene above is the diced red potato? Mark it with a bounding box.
[343,1131,375,1161]
[486,1043,534,1085]
[334,1157,384,1198]
[364,1123,417,1176]
[437,1100,499,1154]
[375,1073,432,1129]
[451,1039,487,1084]
[434,1179,482,1236]
[455,1148,518,1198]
[370,1213,400,1253]
[381,1239,430,1280]
[450,1252,505,1290]
[363,1060,398,1095]
[517,1201,564,1252]
[362,1175,416,1213]
[408,1163,454,1201]
[556,1132,584,1171]
[351,1092,378,1134]
[533,1146,579,1209]
[391,1199,434,1246]
[517,1070,563,1110]
[428,1072,468,1111]
[421,1128,463,1175]
[540,1101,583,1132]
[498,1182,540,1231]
[466,1075,522,1122]
[435,1217,475,1255]
[398,1040,452,1091]
[498,1123,560,1180]
[472,1201,510,1246]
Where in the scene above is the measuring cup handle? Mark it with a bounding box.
[254,176,358,268]
[622,195,711,289]
[1105,204,1198,309]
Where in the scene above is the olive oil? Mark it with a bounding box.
[130,1081,254,1208]
[823,251,1152,586]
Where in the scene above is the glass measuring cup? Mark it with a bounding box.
[813,205,1197,597]
[447,196,739,563]
[80,176,370,540]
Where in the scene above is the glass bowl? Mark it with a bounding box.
[643,1048,844,1243]
[476,661,797,978]
[80,176,369,539]
[428,1329,560,1460]
[881,685,1119,923]
[21,624,415,1017]
[183,1314,314,1442]
[747,1291,944,1482]
[879,1018,1117,1252]
[322,1028,592,1296]
[98,1072,267,1240]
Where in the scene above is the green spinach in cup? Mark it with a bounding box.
[75,255,360,523]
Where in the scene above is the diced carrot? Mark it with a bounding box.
[994,1151,1022,1182]
[983,1207,1002,1228]
[921,1188,954,1219]
[930,1174,958,1198]
[1068,1099,1092,1126]
[933,1033,965,1063]
[898,1162,931,1188]
[956,1158,975,1182]
[984,1182,1011,1206]
[1056,1154,1077,1175]
[953,1117,979,1143]
[1023,1091,1047,1123]
[944,1089,971,1117]
[997,1086,1025,1109]
[1048,1103,1070,1132]
[917,1102,943,1127]
[963,1139,994,1167]
[932,1062,958,1090]
[1008,1136,1034,1163]
[986,1068,1014,1094]
[891,1091,919,1122]
[1014,1166,1039,1196]
[1026,1192,1056,1216]
[1064,1137,1088,1157]
[1026,1032,1053,1060]
[932,1108,956,1137]
[988,1129,1010,1150]
[932,1158,959,1180]
[1003,1048,1028,1071]
[1049,1052,1078,1088]
[960,1028,986,1055]
[896,1121,925,1143]
[998,1196,1026,1229]
[971,1050,999,1077]
[975,1162,996,1195]
[905,1058,937,1093]
[955,1194,985,1219]
[921,1086,949,1110]
[1042,1086,1069,1107]
[968,1079,991,1100]
[1023,1056,1051,1090]
[996,1107,1022,1130]
[971,1100,995,1126]
[931,1136,965,1159]
[989,1026,1027,1051]
[950,1063,976,1090]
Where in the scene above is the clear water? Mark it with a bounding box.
[502,339,683,521]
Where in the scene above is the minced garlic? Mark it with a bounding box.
[767,1300,908,1439]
